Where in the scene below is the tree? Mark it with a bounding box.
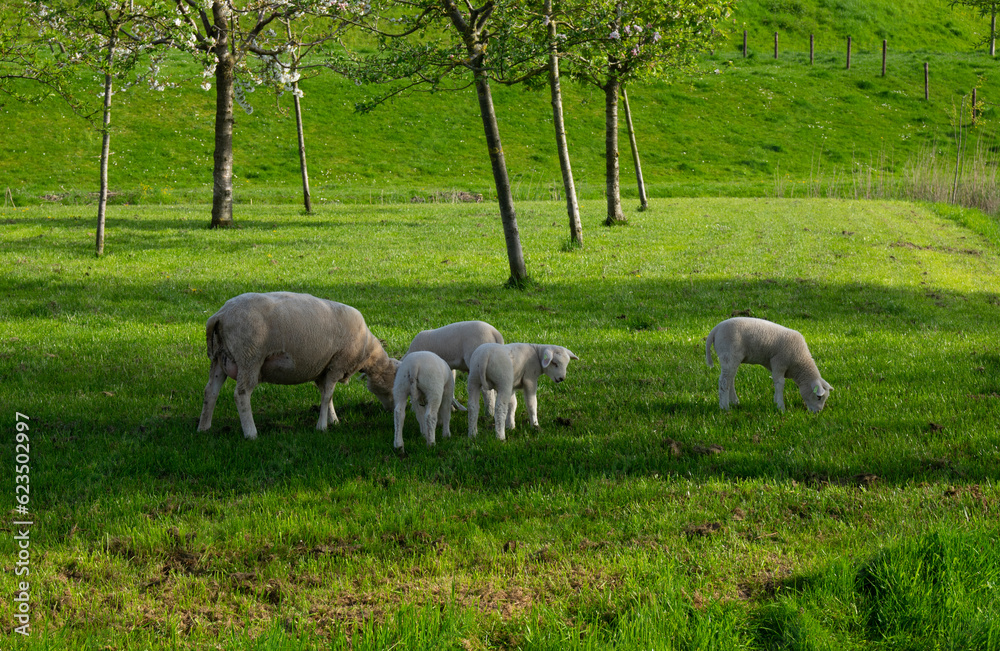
[950,0,999,56]
[173,0,353,227]
[543,0,582,246]
[349,0,535,286]
[0,9,73,106]
[620,83,646,210]
[561,0,732,225]
[27,0,175,255]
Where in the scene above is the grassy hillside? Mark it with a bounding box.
[1,0,997,208]
[734,0,986,51]
[2,198,1000,648]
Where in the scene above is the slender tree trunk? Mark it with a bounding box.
[210,1,235,228]
[620,85,647,212]
[545,0,581,246]
[96,33,115,257]
[474,71,528,286]
[603,64,625,226]
[292,85,312,213]
[286,23,311,213]
[992,5,997,57]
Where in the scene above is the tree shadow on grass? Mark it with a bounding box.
[6,274,1000,513]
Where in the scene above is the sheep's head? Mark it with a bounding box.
[539,346,579,384]
[366,357,400,411]
[801,378,833,412]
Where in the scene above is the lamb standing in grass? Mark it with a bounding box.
[197,292,399,440]
[405,320,504,412]
[705,317,832,412]
[392,351,455,451]
[467,343,579,440]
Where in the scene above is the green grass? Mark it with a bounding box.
[2,198,1000,648]
[1,1,998,209]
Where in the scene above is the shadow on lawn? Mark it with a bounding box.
[7,274,1000,511]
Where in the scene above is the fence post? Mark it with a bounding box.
[846,36,852,69]
[924,62,929,100]
[774,32,779,58]
[882,40,887,77]
[743,30,747,58]
[810,34,814,64]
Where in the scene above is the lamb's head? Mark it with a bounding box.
[800,378,833,413]
[366,357,400,411]
[539,346,579,384]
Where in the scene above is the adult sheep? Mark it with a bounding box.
[197,292,399,440]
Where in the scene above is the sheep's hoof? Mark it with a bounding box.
[243,431,258,441]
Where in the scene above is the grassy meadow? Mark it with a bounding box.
[2,197,1000,648]
[3,0,1000,647]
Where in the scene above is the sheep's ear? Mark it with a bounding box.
[823,379,833,392]
[813,383,828,397]
[541,348,553,368]
[567,350,579,361]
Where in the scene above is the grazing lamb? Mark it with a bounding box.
[197,292,399,440]
[467,343,579,441]
[405,320,504,412]
[705,317,832,413]
[392,351,455,451]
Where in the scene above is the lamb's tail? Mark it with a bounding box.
[705,327,716,368]
[477,350,492,389]
[205,314,221,360]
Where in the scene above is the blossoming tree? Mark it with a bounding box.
[26,0,177,255]
[562,0,733,225]
[174,0,356,227]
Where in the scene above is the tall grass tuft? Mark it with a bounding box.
[786,129,1000,216]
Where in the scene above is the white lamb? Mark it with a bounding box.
[405,320,504,412]
[392,351,455,451]
[467,343,579,440]
[197,292,399,440]
[705,317,832,413]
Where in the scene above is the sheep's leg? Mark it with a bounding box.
[467,377,482,438]
[393,402,407,451]
[412,389,428,432]
[718,366,738,410]
[438,390,452,439]
[485,388,497,417]
[316,375,340,430]
[450,370,467,412]
[523,380,540,429]
[506,393,518,431]
[492,386,513,441]
[771,367,787,411]
[423,391,440,447]
[198,356,228,432]
[233,370,260,440]
[392,380,410,450]
[493,398,508,441]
